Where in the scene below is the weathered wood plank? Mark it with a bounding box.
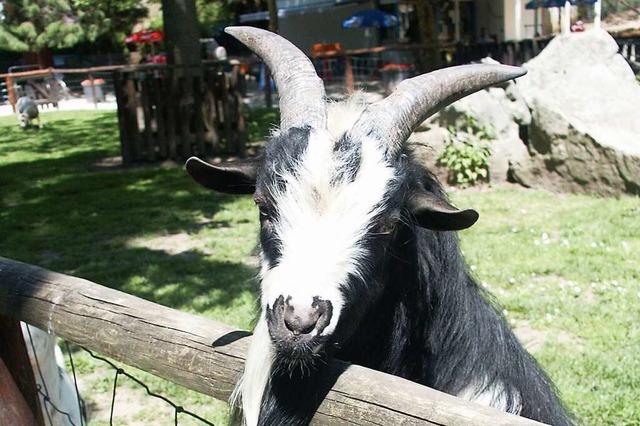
[165,73,178,160]
[124,78,142,162]
[112,71,132,165]
[0,257,544,426]
[141,76,156,162]
[179,77,193,159]
[0,357,38,426]
[0,315,43,426]
[154,74,168,159]
[193,75,206,157]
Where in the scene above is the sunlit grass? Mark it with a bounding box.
[1,111,638,424]
[453,188,639,425]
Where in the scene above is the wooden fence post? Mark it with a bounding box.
[6,75,16,112]
[0,315,44,426]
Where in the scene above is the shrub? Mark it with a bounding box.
[437,113,494,187]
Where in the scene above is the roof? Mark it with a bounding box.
[239,0,366,23]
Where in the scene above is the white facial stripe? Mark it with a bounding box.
[260,129,396,335]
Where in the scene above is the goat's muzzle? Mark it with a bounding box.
[266,295,333,359]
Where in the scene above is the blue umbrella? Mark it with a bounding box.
[342,9,399,29]
[526,0,596,8]
[525,0,566,9]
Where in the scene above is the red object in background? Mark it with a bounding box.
[570,20,585,32]
[147,54,167,64]
[81,78,106,86]
[124,29,164,45]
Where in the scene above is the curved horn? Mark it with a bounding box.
[348,64,526,156]
[225,26,327,131]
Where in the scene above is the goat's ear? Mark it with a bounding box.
[185,156,258,194]
[407,190,479,231]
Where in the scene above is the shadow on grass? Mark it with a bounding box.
[0,147,258,315]
[0,114,120,159]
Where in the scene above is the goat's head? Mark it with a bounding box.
[186,27,524,386]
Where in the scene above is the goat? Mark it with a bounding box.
[186,27,573,426]
[22,324,85,426]
[16,96,42,129]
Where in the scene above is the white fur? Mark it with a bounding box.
[238,101,397,425]
[261,128,395,335]
[457,380,522,414]
[232,318,273,426]
[326,94,367,140]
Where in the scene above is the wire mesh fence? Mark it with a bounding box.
[23,324,221,426]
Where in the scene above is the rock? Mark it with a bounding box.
[408,127,449,181]
[414,85,529,184]
[513,29,640,195]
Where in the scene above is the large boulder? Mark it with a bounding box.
[410,79,530,184]
[512,29,640,195]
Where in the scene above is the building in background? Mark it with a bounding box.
[238,0,602,55]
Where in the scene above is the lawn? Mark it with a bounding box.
[1,110,638,425]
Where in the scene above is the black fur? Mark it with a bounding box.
[229,130,573,425]
[334,163,572,425]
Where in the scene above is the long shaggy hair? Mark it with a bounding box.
[186,26,574,426]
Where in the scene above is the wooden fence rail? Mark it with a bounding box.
[0,256,544,425]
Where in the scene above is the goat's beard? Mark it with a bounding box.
[271,336,332,379]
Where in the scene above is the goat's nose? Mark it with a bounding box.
[283,297,333,336]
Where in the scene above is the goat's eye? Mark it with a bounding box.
[258,206,271,224]
[374,216,398,236]
[378,223,395,235]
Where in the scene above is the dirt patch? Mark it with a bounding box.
[127,232,211,256]
[84,380,174,425]
[514,320,582,354]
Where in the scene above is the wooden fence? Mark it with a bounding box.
[0,256,546,425]
[454,37,553,67]
[113,63,247,165]
[615,34,640,74]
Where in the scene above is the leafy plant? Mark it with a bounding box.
[437,112,494,187]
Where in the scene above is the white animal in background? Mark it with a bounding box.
[16,96,42,129]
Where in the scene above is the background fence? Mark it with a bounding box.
[616,35,640,73]
[113,62,246,164]
[0,256,544,426]
[311,38,554,94]
[1,61,247,164]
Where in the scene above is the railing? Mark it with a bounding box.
[0,79,7,105]
[0,256,544,425]
[0,66,123,110]
[615,34,640,73]
[311,38,553,94]
[1,63,247,163]
[454,37,553,67]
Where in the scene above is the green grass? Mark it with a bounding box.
[0,110,262,424]
[453,188,639,425]
[1,110,638,425]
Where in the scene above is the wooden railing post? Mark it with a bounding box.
[6,75,16,112]
[0,314,44,426]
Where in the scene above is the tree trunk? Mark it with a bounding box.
[263,0,279,108]
[162,0,202,72]
[416,1,441,73]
